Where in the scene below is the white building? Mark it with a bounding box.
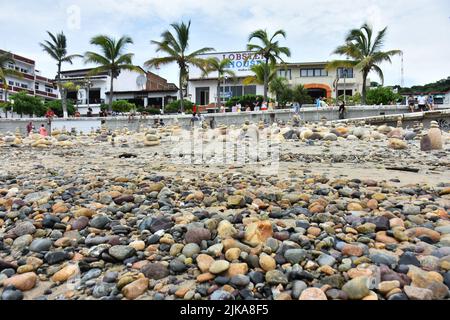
[60,67,179,115]
[188,51,265,108]
[0,49,58,103]
[188,51,368,109]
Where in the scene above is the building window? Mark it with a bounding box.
[300,68,328,77]
[337,68,354,78]
[195,87,210,105]
[244,85,256,95]
[337,90,353,97]
[21,84,28,89]
[8,81,14,86]
[278,69,292,80]
[35,84,39,90]
[45,88,53,93]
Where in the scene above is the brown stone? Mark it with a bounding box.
[122,278,149,300]
[3,272,37,291]
[405,227,440,242]
[244,221,273,247]
[197,273,215,283]
[51,264,79,282]
[367,199,379,210]
[225,248,241,262]
[259,253,276,272]
[376,231,399,244]
[226,263,248,277]
[347,203,363,211]
[307,227,322,237]
[196,254,215,273]
[73,208,96,218]
[299,288,328,300]
[342,244,364,257]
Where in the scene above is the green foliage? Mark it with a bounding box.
[39,99,76,117]
[165,100,193,114]
[291,85,313,104]
[0,101,12,111]
[135,106,161,115]
[111,100,136,113]
[335,92,362,106]
[399,76,450,94]
[366,87,402,105]
[9,91,44,116]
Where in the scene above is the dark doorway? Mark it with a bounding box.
[307,88,327,100]
[196,87,210,105]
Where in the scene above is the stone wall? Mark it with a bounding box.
[1,105,449,134]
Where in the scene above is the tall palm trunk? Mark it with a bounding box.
[217,76,221,113]
[361,70,368,105]
[263,57,269,102]
[179,69,184,113]
[109,73,114,112]
[4,88,8,118]
[58,62,68,119]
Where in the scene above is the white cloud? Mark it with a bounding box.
[1,0,449,87]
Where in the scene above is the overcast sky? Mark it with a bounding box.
[1,0,449,87]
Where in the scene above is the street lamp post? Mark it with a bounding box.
[343,69,348,104]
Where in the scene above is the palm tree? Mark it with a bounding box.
[202,58,236,111]
[327,23,402,104]
[247,29,291,102]
[145,21,214,113]
[269,77,289,106]
[243,63,277,86]
[0,51,22,117]
[40,31,81,118]
[84,35,142,112]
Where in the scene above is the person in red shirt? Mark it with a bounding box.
[39,124,48,137]
[45,109,55,119]
[192,104,197,114]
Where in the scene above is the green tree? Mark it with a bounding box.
[291,85,313,104]
[111,100,136,113]
[269,77,290,106]
[0,51,23,118]
[145,21,214,113]
[366,87,402,105]
[165,99,193,114]
[203,58,236,111]
[247,29,291,102]
[328,23,402,104]
[9,91,44,117]
[243,63,277,86]
[84,35,142,112]
[40,31,81,118]
[41,99,76,117]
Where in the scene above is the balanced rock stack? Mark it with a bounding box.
[421,121,443,151]
[144,129,160,147]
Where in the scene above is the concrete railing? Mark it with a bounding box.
[1,105,449,134]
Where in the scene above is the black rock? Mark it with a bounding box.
[169,260,187,273]
[444,271,450,289]
[44,251,71,265]
[146,234,161,245]
[399,252,420,267]
[388,293,409,300]
[214,276,230,285]
[42,215,61,228]
[2,289,23,300]
[141,263,169,280]
[288,270,315,282]
[249,271,265,284]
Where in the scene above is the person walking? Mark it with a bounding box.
[26,122,34,136]
[427,94,434,111]
[407,95,415,112]
[417,94,427,112]
[339,101,346,119]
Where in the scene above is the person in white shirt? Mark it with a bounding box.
[417,94,427,112]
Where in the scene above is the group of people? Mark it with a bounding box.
[408,94,435,112]
[26,121,48,137]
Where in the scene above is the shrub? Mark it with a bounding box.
[9,91,44,117]
[366,87,402,105]
[41,99,76,117]
[165,100,193,114]
[112,100,136,113]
